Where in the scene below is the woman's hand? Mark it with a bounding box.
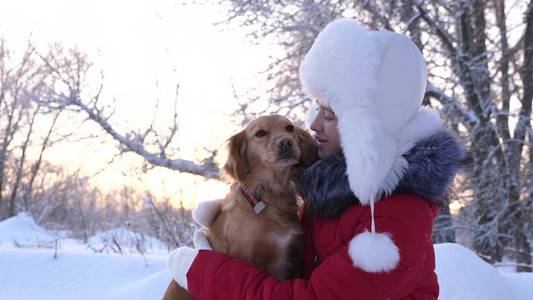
[168,230,212,289]
[167,198,222,289]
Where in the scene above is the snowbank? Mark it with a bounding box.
[435,243,512,299]
[435,243,533,300]
[501,272,533,300]
[0,213,55,246]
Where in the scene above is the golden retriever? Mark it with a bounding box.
[163,115,318,300]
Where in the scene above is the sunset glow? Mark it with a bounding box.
[0,0,273,208]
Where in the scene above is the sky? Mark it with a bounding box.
[3,1,523,211]
[0,0,275,207]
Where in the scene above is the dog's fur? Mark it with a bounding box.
[163,115,318,300]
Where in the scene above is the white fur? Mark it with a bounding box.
[192,198,223,228]
[193,230,212,250]
[269,230,298,273]
[378,156,409,198]
[270,231,295,250]
[299,18,438,203]
[373,108,442,199]
[397,107,443,154]
[338,106,396,204]
[348,231,400,273]
[370,31,428,134]
[299,19,378,118]
[305,101,319,128]
[168,247,199,290]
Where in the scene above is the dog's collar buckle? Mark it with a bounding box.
[252,201,267,214]
[239,185,267,214]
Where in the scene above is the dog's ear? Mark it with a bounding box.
[224,130,249,182]
[295,127,319,167]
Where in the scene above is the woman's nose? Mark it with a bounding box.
[309,115,323,133]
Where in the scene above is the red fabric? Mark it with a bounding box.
[187,193,440,300]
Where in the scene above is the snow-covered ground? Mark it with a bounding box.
[0,213,171,300]
[0,213,532,299]
[435,243,533,300]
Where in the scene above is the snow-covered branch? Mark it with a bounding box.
[34,46,222,180]
[67,94,220,179]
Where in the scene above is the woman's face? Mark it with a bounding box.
[309,105,342,158]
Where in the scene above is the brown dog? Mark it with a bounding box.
[162,115,317,299]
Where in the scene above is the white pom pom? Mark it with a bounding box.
[192,199,223,227]
[348,231,400,273]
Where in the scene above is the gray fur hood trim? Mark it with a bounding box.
[296,130,469,218]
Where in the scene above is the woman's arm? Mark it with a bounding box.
[184,196,436,300]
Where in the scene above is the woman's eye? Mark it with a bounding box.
[286,125,294,132]
[255,130,267,137]
[319,106,336,121]
[323,110,336,120]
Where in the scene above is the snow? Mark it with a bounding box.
[435,243,533,300]
[0,213,532,299]
[0,212,56,246]
[436,243,512,300]
[0,247,170,300]
[0,214,171,300]
[503,273,533,300]
[87,228,169,254]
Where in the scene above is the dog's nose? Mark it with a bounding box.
[278,138,293,152]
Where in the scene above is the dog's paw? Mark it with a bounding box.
[192,199,223,227]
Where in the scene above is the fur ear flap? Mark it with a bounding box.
[295,127,319,167]
[223,130,249,182]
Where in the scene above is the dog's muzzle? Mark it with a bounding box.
[277,137,295,160]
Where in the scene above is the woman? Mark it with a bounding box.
[168,19,467,299]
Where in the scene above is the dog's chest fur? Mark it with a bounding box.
[206,184,304,280]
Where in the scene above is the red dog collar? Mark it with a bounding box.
[239,185,266,214]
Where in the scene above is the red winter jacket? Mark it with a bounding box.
[186,193,440,300]
[184,130,468,299]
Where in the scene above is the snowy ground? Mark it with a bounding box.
[0,213,532,299]
[0,213,171,300]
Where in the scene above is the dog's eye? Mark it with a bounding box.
[286,125,294,132]
[255,129,267,138]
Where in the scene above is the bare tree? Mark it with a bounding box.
[0,39,64,218]
[22,108,62,210]
[7,104,40,216]
[216,0,533,271]
[33,46,220,180]
[142,193,195,248]
[0,39,209,248]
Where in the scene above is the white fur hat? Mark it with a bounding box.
[300,19,443,273]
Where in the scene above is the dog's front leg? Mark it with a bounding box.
[162,280,194,300]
